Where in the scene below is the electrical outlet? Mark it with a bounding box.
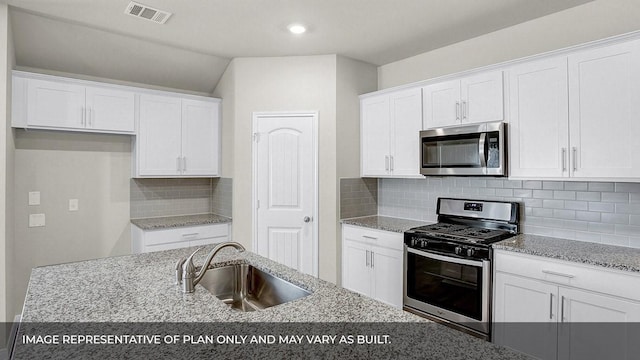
[28,191,40,206]
[29,214,45,227]
[69,199,79,211]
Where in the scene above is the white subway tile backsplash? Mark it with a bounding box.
[615,183,640,193]
[377,177,640,248]
[553,191,576,200]
[523,180,543,189]
[588,182,615,192]
[600,234,630,247]
[588,202,615,213]
[601,192,630,203]
[543,181,564,190]
[576,191,601,201]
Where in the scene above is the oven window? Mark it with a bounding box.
[406,252,483,320]
[422,133,482,168]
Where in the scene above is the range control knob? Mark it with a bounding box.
[454,246,463,255]
[420,240,429,248]
[466,248,475,257]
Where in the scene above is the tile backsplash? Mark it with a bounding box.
[340,178,378,219]
[378,178,640,248]
[131,178,233,219]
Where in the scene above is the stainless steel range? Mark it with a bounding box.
[403,198,519,340]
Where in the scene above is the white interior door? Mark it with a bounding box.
[254,113,317,276]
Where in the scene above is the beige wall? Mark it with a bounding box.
[211,61,235,178]
[12,131,131,316]
[335,56,377,284]
[213,55,376,284]
[378,0,640,89]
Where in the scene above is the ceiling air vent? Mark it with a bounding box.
[125,2,172,24]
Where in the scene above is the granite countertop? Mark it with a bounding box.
[494,234,640,273]
[131,213,232,230]
[18,245,529,359]
[341,215,430,233]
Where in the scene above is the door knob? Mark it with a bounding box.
[303,216,311,223]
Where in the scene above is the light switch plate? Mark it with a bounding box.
[69,199,79,211]
[28,191,40,206]
[29,213,45,227]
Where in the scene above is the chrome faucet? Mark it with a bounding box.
[178,242,246,293]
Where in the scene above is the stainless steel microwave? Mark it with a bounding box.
[420,121,506,176]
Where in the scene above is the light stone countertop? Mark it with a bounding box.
[493,234,640,273]
[341,215,431,233]
[18,245,530,359]
[130,213,232,230]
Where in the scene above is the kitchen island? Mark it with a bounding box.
[15,245,530,359]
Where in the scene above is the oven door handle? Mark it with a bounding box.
[406,247,485,267]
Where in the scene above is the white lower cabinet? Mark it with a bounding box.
[131,223,230,254]
[341,224,403,309]
[493,250,640,360]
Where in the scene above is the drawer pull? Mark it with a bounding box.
[362,235,378,240]
[542,269,575,278]
[182,233,200,237]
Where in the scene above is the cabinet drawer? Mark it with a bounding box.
[342,224,403,251]
[494,250,640,301]
[144,224,229,246]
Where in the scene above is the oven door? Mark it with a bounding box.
[404,247,491,335]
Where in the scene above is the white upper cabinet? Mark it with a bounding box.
[135,95,220,178]
[361,87,422,178]
[508,57,570,178]
[181,99,220,176]
[85,86,136,132]
[14,73,136,134]
[422,70,504,129]
[568,40,640,179]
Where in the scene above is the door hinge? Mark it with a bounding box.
[253,132,260,142]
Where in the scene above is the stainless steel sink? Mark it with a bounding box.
[198,264,311,311]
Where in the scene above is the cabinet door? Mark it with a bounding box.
[568,40,640,178]
[370,246,403,309]
[361,95,391,176]
[558,287,640,360]
[460,70,504,124]
[493,272,558,360]
[509,57,569,178]
[181,99,220,176]
[27,78,85,129]
[138,94,183,176]
[85,86,135,133]
[342,239,372,297]
[389,88,422,178]
[422,79,460,129]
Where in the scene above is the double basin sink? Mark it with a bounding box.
[198,263,311,312]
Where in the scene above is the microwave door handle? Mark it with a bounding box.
[478,133,487,168]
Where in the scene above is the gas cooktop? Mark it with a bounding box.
[408,223,515,245]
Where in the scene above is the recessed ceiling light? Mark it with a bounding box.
[287,23,307,35]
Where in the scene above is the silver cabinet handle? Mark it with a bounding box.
[365,250,370,267]
[561,296,566,322]
[303,216,311,223]
[572,147,577,172]
[462,100,467,120]
[81,107,85,126]
[362,235,377,240]
[390,156,394,171]
[549,293,554,320]
[562,148,567,172]
[181,233,199,238]
[88,108,93,127]
[385,155,389,172]
[371,252,374,268]
[542,269,575,278]
[455,101,460,121]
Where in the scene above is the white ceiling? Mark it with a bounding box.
[6,0,593,93]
